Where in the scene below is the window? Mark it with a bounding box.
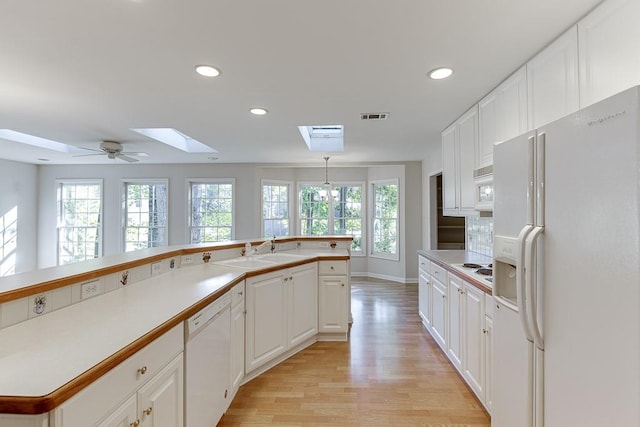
[57,180,102,265]
[298,183,364,254]
[262,181,290,238]
[123,180,168,252]
[333,185,363,253]
[371,180,398,258]
[0,206,18,276]
[189,180,234,243]
[299,184,329,236]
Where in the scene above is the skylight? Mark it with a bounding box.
[298,125,344,152]
[0,129,78,153]
[131,128,217,153]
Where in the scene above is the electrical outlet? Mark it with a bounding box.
[319,241,329,247]
[81,280,102,300]
[151,261,163,276]
[182,255,193,265]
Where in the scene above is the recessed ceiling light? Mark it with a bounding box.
[250,108,268,116]
[195,65,221,77]
[428,67,453,80]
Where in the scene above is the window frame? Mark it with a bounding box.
[56,179,104,266]
[369,178,400,261]
[121,178,169,253]
[261,179,292,238]
[186,178,235,243]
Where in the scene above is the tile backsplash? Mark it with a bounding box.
[467,215,493,257]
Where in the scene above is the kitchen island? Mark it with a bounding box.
[0,237,351,426]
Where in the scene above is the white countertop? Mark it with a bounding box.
[0,264,242,398]
[418,250,493,292]
[0,248,349,406]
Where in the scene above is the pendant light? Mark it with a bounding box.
[318,156,339,200]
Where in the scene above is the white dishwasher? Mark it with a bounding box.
[185,291,231,427]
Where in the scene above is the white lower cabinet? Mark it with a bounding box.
[447,275,464,371]
[483,312,494,413]
[463,283,485,399]
[230,282,245,397]
[0,414,48,427]
[51,324,184,427]
[430,274,448,352]
[418,256,432,329]
[318,260,350,336]
[418,259,492,413]
[245,263,318,374]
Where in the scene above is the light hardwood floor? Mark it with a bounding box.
[219,278,491,426]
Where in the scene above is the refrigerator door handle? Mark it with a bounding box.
[517,224,534,341]
[525,226,545,350]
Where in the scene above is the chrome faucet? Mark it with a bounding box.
[253,236,276,254]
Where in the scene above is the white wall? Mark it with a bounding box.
[35,162,421,281]
[422,142,442,251]
[0,159,38,274]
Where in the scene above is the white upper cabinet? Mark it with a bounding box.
[578,0,640,107]
[442,106,478,216]
[527,26,580,129]
[478,66,528,169]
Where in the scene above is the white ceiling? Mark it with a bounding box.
[0,0,601,166]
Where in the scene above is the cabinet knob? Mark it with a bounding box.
[130,421,140,427]
[330,266,334,270]
[143,407,153,416]
[442,295,446,299]
[289,276,293,281]
[137,366,147,375]
[482,329,488,334]
[341,283,345,287]
[238,291,243,296]
[284,277,288,282]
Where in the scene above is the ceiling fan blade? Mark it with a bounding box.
[72,152,104,157]
[117,154,139,163]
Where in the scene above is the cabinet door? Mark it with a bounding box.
[97,395,137,427]
[463,283,485,400]
[230,302,245,393]
[287,264,318,347]
[527,26,579,128]
[430,277,448,351]
[418,270,431,328]
[484,315,494,413]
[318,275,348,333]
[457,106,478,214]
[138,353,183,427]
[478,90,498,169]
[496,66,528,143]
[441,124,458,214]
[245,271,287,373]
[578,0,640,107]
[447,275,463,371]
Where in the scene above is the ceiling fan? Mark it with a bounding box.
[73,141,143,163]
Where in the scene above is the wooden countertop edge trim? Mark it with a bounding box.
[422,255,492,295]
[0,275,246,415]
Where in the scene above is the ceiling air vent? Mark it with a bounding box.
[361,112,389,121]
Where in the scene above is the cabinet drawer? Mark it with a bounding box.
[418,256,431,274]
[231,281,245,307]
[431,263,448,283]
[54,324,183,426]
[318,261,347,275]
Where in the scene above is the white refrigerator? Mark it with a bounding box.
[491,86,640,427]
